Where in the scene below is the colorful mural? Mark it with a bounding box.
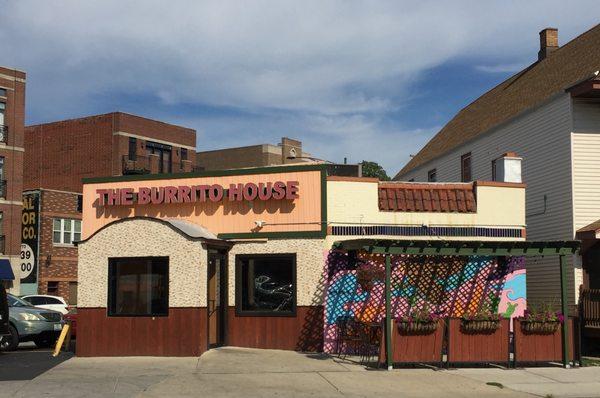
[323,250,526,353]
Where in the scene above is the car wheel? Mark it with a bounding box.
[33,336,55,349]
[1,325,19,351]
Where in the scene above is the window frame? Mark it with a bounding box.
[427,168,437,182]
[107,256,169,318]
[235,253,297,317]
[52,218,82,245]
[47,282,59,296]
[461,152,472,182]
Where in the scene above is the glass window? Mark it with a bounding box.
[52,218,82,245]
[236,254,296,316]
[427,168,437,182]
[0,89,6,97]
[45,297,62,304]
[181,148,188,161]
[108,257,169,317]
[24,296,45,305]
[47,282,59,295]
[461,152,472,182]
[128,137,137,161]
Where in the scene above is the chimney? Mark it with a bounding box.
[281,137,302,164]
[538,28,558,61]
[493,152,522,183]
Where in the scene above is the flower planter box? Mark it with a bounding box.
[447,318,510,366]
[396,320,438,335]
[514,317,580,366]
[380,319,444,366]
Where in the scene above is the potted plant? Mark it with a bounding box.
[461,309,502,334]
[396,306,440,335]
[355,262,385,292]
[521,305,564,334]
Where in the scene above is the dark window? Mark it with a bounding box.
[76,195,83,213]
[491,158,498,181]
[47,282,59,296]
[461,152,472,182]
[181,148,188,161]
[427,168,437,182]
[25,296,45,305]
[128,137,137,161]
[408,178,415,182]
[0,89,6,97]
[236,254,296,316]
[46,297,62,304]
[108,257,169,317]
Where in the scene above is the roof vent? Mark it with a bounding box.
[538,28,558,61]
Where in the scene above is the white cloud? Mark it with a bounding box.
[0,1,598,174]
[475,63,528,73]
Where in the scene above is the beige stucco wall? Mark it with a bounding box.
[227,238,326,307]
[327,180,525,241]
[78,218,207,308]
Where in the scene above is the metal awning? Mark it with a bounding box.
[333,239,580,256]
[0,259,15,280]
[331,238,580,370]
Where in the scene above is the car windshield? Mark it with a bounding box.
[7,294,32,307]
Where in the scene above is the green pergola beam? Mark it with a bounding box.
[332,239,580,257]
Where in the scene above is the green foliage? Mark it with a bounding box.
[361,161,391,181]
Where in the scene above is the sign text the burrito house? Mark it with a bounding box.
[96,181,300,206]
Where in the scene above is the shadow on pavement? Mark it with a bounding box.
[0,342,73,381]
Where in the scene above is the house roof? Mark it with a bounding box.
[578,219,600,234]
[395,23,600,179]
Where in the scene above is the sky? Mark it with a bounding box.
[1,1,598,176]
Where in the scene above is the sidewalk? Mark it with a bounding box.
[2,347,600,397]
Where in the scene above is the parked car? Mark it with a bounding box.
[0,284,9,345]
[0,294,63,351]
[63,308,77,338]
[21,294,69,314]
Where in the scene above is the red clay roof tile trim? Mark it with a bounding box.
[378,184,477,213]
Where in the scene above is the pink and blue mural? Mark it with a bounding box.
[323,250,526,353]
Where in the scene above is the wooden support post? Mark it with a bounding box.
[385,253,392,370]
[559,254,570,368]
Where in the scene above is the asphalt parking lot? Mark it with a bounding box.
[0,342,73,382]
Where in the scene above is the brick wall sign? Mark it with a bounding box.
[96,181,300,206]
[21,192,40,284]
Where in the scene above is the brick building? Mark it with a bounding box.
[23,112,197,297]
[22,189,81,304]
[0,66,25,294]
[196,137,318,171]
[25,112,197,192]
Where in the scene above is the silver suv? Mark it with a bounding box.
[0,294,63,351]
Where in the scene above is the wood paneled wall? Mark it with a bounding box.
[227,306,323,352]
[76,308,207,357]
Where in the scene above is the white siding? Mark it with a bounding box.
[571,132,600,231]
[400,93,575,305]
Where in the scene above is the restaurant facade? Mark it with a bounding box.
[76,163,531,357]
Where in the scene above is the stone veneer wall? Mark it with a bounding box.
[78,218,206,308]
[227,238,326,307]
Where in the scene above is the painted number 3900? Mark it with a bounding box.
[20,243,35,279]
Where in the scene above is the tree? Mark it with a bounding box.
[361,161,391,181]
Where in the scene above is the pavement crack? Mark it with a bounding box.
[317,372,344,396]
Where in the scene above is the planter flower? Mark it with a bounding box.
[396,307,440,335]
[461,310,502,334]
[355,262,385,292]
[521,307,564,335]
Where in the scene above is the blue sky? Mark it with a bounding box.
[1,1,598,176]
